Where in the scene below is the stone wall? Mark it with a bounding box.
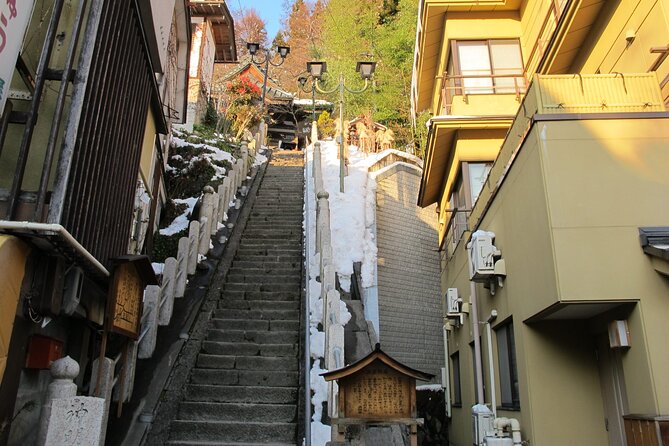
[375,165,444,380]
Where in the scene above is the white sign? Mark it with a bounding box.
[0,0,35,116]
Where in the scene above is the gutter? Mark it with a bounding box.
[0,221,109,277]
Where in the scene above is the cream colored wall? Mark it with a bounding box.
[0,236,30,384]
[139,109,157,193]
[449,94,522,117]
[443,126,558,445]
[436,129,506,243]
[575,0,669,89]
[519,0,555,76]
[540,118,669,413]
[430,11,522,115]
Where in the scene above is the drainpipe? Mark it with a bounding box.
[485,310,498,419]
[467,232,488,406]
[442,322,451,418]
[469,279,485,405]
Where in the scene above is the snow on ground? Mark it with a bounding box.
[306,140,401,445]
[159,197,198,236]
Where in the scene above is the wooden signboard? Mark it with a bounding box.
[341,361,413,419]
[322,345,434,446]
[106,256,157,339]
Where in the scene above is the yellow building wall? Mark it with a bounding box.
[436,129,506,243]
[519,0,556,76]
[575,0,669,88]
[0,236,30,384]
[431,11,522,115]
[139,109,157,193]
[540,118,669,414]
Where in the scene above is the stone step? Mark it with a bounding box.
[185,384,298,404]
[217,300,299,311]
[206,329,298,344]
[242,231,302,238]
[212,308,299,321]
[195,354,297,371]
[228,265,301,274]
[201,341,297,357]
[238,239,301,247]
[231,260,302,270]
[209,319,299,332]
[167,441,294,446]
[190,369,299,387]
[168,420,295,443]
[232,256,302,265]
[223,283,299,293]
[234,248,302,256]
[177,401,296,423]
[219,290,299,302]
[225,273,300,284]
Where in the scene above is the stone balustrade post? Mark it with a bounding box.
[235,160,244,188]
[210,192,220,235]
[199,187,214,253]
[227,171,236,206]
[113,341,138,404]
[37,356,79,445]
[217,184,227,223]
[138,285,160,359]
[188,221,199,275]
[316,190,328,255]
[311,121,319,144]
[258,119,266,147]
[158,257,177,325]
[241,141,249,175]
[88,356,114,446]
[175,237,189,297]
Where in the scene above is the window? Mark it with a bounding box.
[496,321,520,409]
[450,39,524,95]
[451,352,462,406]
[445,162,492,249]
[470,339,486,401]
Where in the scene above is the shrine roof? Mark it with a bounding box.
[321,344,434,382]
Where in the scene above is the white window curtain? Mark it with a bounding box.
[457,41,493,94]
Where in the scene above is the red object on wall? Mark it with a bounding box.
[25,335,64,369]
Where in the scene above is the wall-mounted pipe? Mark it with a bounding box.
[442,323,451,418]
[485,310,498,419]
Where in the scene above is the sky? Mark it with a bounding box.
[231,0,285,41]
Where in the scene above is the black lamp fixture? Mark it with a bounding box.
[307,61,328,80]
[356,61,377,80]
[277,45,291,59]
[246,42,260,56]
[298,75,308,88]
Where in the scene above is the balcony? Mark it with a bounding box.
[0,1,165,279]
[440,73,527,116]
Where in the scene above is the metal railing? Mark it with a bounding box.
[441,73,528,114]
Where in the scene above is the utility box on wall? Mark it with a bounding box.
[468,233,500,282]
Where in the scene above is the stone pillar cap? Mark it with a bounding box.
[50,356,79,380]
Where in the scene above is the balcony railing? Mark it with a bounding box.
[441,73,528,115]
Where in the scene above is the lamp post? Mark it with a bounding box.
[246,42,290,114]
[297,74,317,122]
[307,60,376,193]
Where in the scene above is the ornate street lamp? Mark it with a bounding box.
[246,42,290,113]
[307,60,376,192]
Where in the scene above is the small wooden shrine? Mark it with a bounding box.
[321,344,433,446]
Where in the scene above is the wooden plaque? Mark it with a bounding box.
[107,262,144,339]
[340,362,413,419]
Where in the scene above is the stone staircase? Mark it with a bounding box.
[166,151,304,445]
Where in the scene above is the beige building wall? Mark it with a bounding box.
[0,236,30,384]
[375,165,444,379]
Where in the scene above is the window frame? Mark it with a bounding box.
[448,38,525,96]
[451,351,462,407]
[495,319,521,410]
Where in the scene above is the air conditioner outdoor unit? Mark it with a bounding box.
[472,404,495,446]
[446,288,460,314]
[469,234,500,282]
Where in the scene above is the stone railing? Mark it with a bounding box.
[36,139,260,446]
[307,136,346,431]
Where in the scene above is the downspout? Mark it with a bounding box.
[485,310,498,419]
[467,253,485,405]
[470,281,485,404]
[442,322,451,418]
